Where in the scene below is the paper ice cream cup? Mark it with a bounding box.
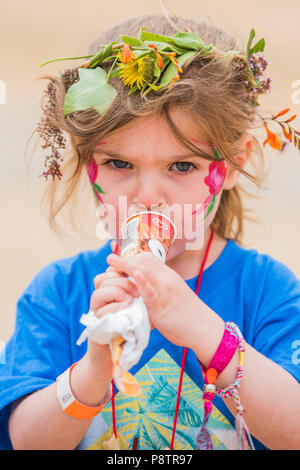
[120,211,177,263]
[109,212,177,397]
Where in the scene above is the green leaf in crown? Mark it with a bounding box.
[63,67,117,117]
[246,28,265,59]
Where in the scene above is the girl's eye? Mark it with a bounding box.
[171,162,197,173]
[103,159,197,173]
[105,159,132,169]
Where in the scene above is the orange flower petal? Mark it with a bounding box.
[263,123,272,147]
[294,134,298,146]
[282,125,293,143]
[120,44,135,64]
[263,137,268,147]
[263,123,283,150]
[270,133,283,150]
[284,114,297,124]
[272,108,290,119]
[155,52,164,69]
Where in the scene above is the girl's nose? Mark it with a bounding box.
[132,174,167,211]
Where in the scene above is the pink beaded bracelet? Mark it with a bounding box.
[215,321,255,450]
[196,321,240,450]
[216,322,245,399]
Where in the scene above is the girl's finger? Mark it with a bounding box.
[107,252,161,290]
[132,270,160,310]
[94,269,126,289]
[95,299,133,318]
[100,277,140,298]
[94,272,117,290]
[90,286,133,312]
[106,266,122,274]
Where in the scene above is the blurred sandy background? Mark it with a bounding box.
[0,0,300,344]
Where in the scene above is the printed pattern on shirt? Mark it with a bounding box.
[86,349,237,450]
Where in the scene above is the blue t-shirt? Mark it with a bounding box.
[1,238,300,450]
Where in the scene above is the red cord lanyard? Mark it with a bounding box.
[111,228,215,450]
[170,227,214,450]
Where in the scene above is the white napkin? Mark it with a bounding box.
[76,277,151,372]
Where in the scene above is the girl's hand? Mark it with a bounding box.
[106,251,206,349]
[86,266,140,374]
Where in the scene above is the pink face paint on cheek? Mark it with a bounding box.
[87,143,108,205]
[204,160,227,195]
[191,160,227,217]
[86,157,98,184]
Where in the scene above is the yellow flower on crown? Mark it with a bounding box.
[119,55,154,90]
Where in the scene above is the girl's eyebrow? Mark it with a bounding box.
[94,138,213,161]
[94,140,212,161]
[93,149,207,161]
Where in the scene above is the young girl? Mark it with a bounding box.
[0,14,300,451]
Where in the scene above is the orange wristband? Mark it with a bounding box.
[56,362,111,420]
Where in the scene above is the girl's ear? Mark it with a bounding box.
[223,133,254,190]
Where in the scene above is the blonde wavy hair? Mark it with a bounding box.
[33,14,270,245]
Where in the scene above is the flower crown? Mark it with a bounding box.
[37,27,300,181]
